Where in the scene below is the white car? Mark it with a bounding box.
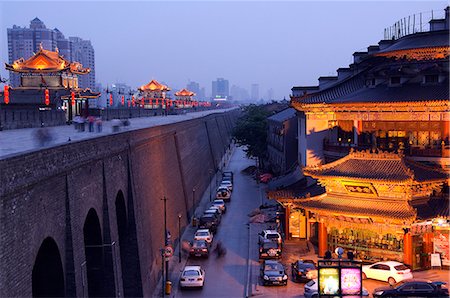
[212,199,226,213]
[194,229,213,244]
[362,261,413,285]
[258,230,282,245]
[216,186,231,201]
[208,205,223,215]
[180,265,205,288]
[304,279,369,298]
[220,180,233,191]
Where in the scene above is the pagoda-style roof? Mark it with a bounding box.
[304,150,449,183]
[175,88,195,97]
[139,79,170,92]
[5,45,90,75]
[295,195,417,222]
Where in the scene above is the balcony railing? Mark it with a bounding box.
[323,143,450,158]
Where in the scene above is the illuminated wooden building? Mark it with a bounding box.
[1,44,99,127]
[291,9,449,169]
[270,7,450,270]
[174,88,196,108]
[138,79,171,109]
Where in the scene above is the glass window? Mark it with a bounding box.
[414,283,433,291]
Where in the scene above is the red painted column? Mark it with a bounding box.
[423,232,433,268]
[318,222,328,257]
[285,205,290,240]
[403,232,413,266]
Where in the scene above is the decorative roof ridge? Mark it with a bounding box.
[404,157,450,175]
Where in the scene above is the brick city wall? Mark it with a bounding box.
[0,109,239,297]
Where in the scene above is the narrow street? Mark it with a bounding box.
[177,147,262,297]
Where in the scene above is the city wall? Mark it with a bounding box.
[0,109,238,297]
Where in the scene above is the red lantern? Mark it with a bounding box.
[71,91,75,105]
[109,93,113,106]
[44,89,50,106]
[3,85,9,104]
[155,98,159,106]
[121,95,124,106]
[132,96,135,107]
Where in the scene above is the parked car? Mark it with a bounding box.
[373,279,448,297]
[220,180,233,191]
[304,279,369,298]
[189,239,210,258]
[208,205,223,215]
[362,261,413,285]
[212,199,226,213]
[222,171,233,183]
[258,230,282,245]
[203,209,221,224]
[198,215,218,233]
[180,265,205,288]
[260,260,288,286]
[291,260,317,282]
[194,229,213,244]
[259,239,282,259]
[216,186,231,201]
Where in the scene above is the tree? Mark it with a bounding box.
[232,104,270,168]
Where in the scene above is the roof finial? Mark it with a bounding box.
[39,43,43,51]
[55,47,59,53]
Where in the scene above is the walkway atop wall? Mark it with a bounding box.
[0,108,237,160]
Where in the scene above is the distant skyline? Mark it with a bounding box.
[0,1,447,100]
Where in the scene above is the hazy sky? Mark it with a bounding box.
[0,1,447,99]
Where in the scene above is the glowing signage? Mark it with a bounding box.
[319,268,339,295]
[341,268,362,295]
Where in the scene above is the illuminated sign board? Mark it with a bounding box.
[319,268,339,295]
[341,268,362,295]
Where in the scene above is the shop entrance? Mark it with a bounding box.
[289,209,307,239]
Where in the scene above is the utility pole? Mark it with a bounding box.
[178,214,182,263]
[192,188,196,220]
[161,196,169,283]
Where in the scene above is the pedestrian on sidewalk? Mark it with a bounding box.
[88,116,95,132]
[96,117,103,132]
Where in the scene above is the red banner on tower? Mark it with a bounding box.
[44,89,50,106]
[3,85,9,104]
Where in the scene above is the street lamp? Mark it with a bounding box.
[192,188,196,219]
[209,169,213,201]
[178,214,182,263]
[160,196,169,283]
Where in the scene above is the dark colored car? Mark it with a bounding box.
[203,209,221,224]
[222,171,233,183]
[259,239,282,259]
[198,214,218,233]
[260,260,288,286]
[373,279,448,297]
[189,239,210,258]
[291,260,317,282]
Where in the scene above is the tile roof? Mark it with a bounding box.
[414,197,450,220]
[377,30,449,53]
[267,178,325,201]
[267,108,297,122]
[304,150,449,183]
[294,194,416,222]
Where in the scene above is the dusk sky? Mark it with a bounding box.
[0,1,447,100]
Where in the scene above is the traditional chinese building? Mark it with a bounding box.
[174,88,195,108]
[138,79,171,109]
[1,44,99,128]
[270,7,450,270]
[292,8,449,170]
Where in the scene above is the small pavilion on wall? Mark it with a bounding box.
[269,149,449,270]
[174,88,195,108]
[138,79,171,109]
[1,44,99,125]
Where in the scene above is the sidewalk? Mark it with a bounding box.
[152,142,236,297]
[0,108,235,159]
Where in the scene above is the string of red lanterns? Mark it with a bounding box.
[44,89,50,106]
[3,85,9,105]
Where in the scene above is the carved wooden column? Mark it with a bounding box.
[403,231,413,266]
[318,221,328,257]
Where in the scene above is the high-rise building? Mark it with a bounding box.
[212,78,229,99]
[7,18,96,90]
[70,37,95,90]
[251,84,259,101]
[230,84,250,101]
[7,18,57,87]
